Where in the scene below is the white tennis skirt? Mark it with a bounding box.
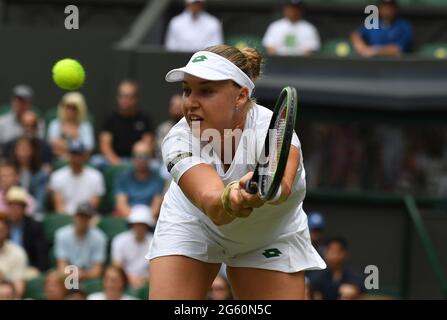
[146,205,326,273]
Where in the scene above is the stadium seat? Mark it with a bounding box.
[24,274,46,300]
[97,216,128,240]
[226,35,264,53]
[43,214,73,245]
[100,164,132,213]
[320,38,353,57]
[418,43,447,59]
[0,104,10,115]
[82,278,103,295]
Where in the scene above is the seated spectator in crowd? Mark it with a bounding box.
[3,111,53,171]
[114,141,164,218]
[87,265,138,300]
[0,162,36,218]
[310,237,364,300]
[351,0,412,57]
[111,205,154,289]
[44,270,68,300]
[6,187,48,273]
[49,140,105,215]
[207,275,233,300]
[308,211,326,256]
[9,137,49,212]
[0,280,18,300]
[165,0,223,52]
[95,80,154,168]
[55,203,107,281]
[262,0,320,56]
[338,281,363,300]
[0,219,28,298]
[47,92,95,160]
[65,288,87,300]
[0,85,45,146]
[156,94,183,159]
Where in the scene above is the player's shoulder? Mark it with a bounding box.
[163,118,189,140]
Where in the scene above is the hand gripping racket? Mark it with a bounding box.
[245,86,298,201]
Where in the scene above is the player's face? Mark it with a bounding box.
[182,75,245,136]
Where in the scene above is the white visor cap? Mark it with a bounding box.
[165,51,255,96]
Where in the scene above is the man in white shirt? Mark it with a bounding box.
[49,140,105,215]
[262,0,320,56]
[165,0,223,52]
[111,205,154,289]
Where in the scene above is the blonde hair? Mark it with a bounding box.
[57,91,87,124]
[204,45,263,82]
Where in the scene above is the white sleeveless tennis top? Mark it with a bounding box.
[161,104,308,247]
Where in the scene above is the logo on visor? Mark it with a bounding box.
[192,55,208,63]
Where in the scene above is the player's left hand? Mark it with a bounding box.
[237,172,265,209]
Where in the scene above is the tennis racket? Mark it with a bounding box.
[245,86,298,201]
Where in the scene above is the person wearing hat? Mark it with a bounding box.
[0,85,45,146]
[165,0,223,52]
[48,140,105,215]
[0,218,28,298]
[54,203,107,280]
[5,186,48,273]
[351,0,413,57]
[111,204,155,289]
[262,0,320,56]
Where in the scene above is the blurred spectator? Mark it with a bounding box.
[114,141,164,218]
[87,265,138,300]
[9,137,49,212]
[6,186,48,273]
[95,80,154,168]
[47,92,95,160]
[65,288,87,300]
[111,205,153,289]
[207,274,233,300]
[307,211,326,256]
[351,0,412,57]
[156,94,183,158]
[0,219,28,298]
[262,0,320,56]
[44,270,68,300]
[0,280,18,300]
[49,140,105,215]
[0,85,45,146]
[54,203,107,280]
[165,0,223,52]
[338,281,363,300]
[2,111,53,170]
[0,162,37,218]
[310,237,364,300]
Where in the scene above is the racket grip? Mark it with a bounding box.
[245,180,259,194]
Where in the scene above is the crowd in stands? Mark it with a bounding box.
[0,0,444,300]
[165,0,415,58]
[1,81,442,300]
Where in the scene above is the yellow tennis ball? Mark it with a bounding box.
[52,58,86,90]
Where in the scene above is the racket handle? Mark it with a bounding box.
[245,180,259,194]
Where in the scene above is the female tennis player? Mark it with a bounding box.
[147,44,326,299]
